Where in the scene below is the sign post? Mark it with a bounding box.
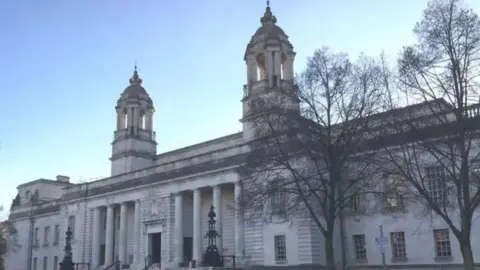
[375,225,388,269]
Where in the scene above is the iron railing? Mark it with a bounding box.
[75,262,90,270]
[103,261,120,270]
[143,255,153,270]
[221,255,236,268]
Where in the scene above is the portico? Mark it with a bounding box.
[88,181,244,269]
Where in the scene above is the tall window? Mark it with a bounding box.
[349,194,361,211]
[353,234,367,260]
[434,229,452,257]
[43,257,47,270]
[53,256,59,270]
[54,225,60,245]
[425,166,447,203]
[43,226,50,246]
[390,232,407,259]
[34,228,39,246]
[385,172,404,208]
[68,216,75,238]
[270,180,286,215]
[32,257,37,270]
[274,235,287,262]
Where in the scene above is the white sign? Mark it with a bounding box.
[375,237,389,253]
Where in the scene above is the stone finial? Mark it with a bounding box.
[129,64,143,86]
[261,0,277,24]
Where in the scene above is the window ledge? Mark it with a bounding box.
[391,257,408,263]
[53,242,59,246]
[434,256,454,262]
[275,260,288,265]
[355,259,368,264]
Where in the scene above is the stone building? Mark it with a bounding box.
[6,3,480,270]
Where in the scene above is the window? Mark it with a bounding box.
[53,256,58,270]
[34,228,39,246]
[274,235,287,262]
[390,232,407,259]
[425,166,447,204]
[434,229,452,257]
[385,173,404,208]
[43,226,50,246]
[54,225,60,245]
[353,234,367,260]
[68,216,75,237]
[43,256,47,270]
[25,191,31,201]
[32,257,37,270]
[349,195,361,211]
[269,180,287,215]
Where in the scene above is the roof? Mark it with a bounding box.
[117,67,153,107]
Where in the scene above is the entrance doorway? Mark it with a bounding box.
[183,237,192,262]
[150,233,162,264]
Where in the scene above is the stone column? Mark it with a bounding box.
[91,207,101,268]
[128,107,134,129]
[174,193,184,263]
[133,200,141,267]
[284,54,294,80]
[116,109,122,130]
[213,185,223,254]
[274,50,281,84]
[234,182,244,261]
[105,205,115,266]
[119,202,128,265]
[192,189,202,262]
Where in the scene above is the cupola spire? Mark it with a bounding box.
[129,64,143,86]
[261,0,277,24]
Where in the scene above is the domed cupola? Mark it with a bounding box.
[241,1,299,141]
[111,65,157,176]
[244,1,293,61]
[117,66,154,108]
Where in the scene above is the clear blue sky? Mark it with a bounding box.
[0,0,479,216]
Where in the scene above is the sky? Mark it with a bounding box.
[0,0,479,217]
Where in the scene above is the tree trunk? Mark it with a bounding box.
[325,232,336,270]
[460,235,475,270]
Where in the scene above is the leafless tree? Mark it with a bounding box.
[372,0,480,269]
[238,47,387,270]
[0,206,19,270]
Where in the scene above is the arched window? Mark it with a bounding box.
[25,190,31,201]
[256,53,266,81]
[124,112,128,129]
[281,53,287,80]
[141,114,146,129]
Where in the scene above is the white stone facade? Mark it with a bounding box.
[6,4,480,270]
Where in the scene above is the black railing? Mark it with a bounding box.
[143,255,153,270]
[75,262,90,270]
[221,255,236,268]
[103,261,120,270]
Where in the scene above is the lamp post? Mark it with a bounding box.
[202,205,223,267]
[59,227,75,270]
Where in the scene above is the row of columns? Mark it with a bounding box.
[174,182,244,264]
[91,200,142,269]
[88,182,244,268]
[116,106,154,132]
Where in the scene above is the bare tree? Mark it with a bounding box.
[239,47,386,270]
[0,206,19,270]
[372,0,480,269]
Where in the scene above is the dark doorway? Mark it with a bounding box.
[151,233,162,264]
[100,244,105,265]
[183,237,193,262]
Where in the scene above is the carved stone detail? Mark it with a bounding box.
[144,197,167,221]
